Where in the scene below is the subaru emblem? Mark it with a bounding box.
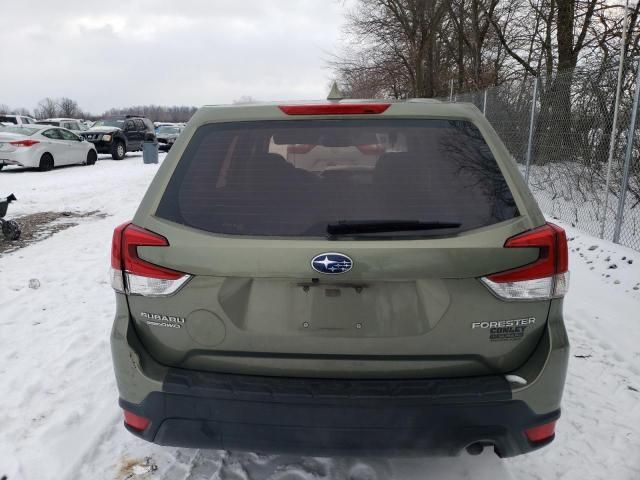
[311,253,353,274]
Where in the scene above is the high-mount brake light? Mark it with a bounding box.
[278,104,390,115]
[481,223,569,301]
[9,139,40,147]
[110,222,191,297]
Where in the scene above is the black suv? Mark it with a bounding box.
[81,115,155,160]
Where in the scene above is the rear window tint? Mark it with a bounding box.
[157,119,517,237]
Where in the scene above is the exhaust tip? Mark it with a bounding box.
[466,442,485,456]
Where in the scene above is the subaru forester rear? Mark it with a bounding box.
[110,100,569,457]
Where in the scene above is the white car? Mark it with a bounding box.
[36,118,87,133]
[0,114,38,127]
[0,125,97,171]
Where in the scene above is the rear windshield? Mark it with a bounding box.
[93,118,124,128]
[0,116,18,124]
[157,119,517,238]
[158,126,181,134]
[0,126,39,135]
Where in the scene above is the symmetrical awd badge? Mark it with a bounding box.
[311,252,353,274]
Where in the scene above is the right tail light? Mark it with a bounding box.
[481,223,569,301]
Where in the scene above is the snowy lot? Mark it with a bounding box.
[1,154,639,480]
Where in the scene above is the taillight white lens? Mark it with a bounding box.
[481,276,553,301]
[480,223,569,301]
[552,271,570,298]
[110,268,126,293]
[125,272,191,297]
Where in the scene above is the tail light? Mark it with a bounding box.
[110,222,190,297]
[481,223,569,301]
[123,409,150,431]
[525,419,557,443]
[10,139,40,147]
[278,103,390,115]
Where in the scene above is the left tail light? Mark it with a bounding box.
[110,222,191,297]
[10,139,40,147]
[481,223,569,301]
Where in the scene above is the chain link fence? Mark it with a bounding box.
[443,60,640,252]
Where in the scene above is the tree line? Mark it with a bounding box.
[331,0,640,98]
[0,98,197,123]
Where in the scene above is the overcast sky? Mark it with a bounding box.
[0,1,350,114]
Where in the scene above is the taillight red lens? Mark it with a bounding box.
[121,224,183,280]
[10,139,40,147]
[278,103,390,115]
[111,222,130,270]
[525,419,557,443]
[123,410,150,431]
[487,223,568,283]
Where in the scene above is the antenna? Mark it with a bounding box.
[327,82,344,101]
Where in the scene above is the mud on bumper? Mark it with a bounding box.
[120,369,559,457]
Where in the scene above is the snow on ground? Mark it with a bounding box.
[0,154,639,480]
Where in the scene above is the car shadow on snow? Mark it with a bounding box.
[0,163,95,173]
[97,152,143,162]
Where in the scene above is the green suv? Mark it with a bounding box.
[110,100,569,457]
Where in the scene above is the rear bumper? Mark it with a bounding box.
[0,151,37,168]
[111,295,568,457]
[120,369,559,457]
[85,139,114,154]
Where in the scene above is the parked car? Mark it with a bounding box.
[0,125,97,171]
[110,100,569,458]
[0,114,38,127]
[156,125,183,151]
[36,118,86,133]
[80,115,155,160]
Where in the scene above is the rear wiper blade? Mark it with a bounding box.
[326,220,462,236]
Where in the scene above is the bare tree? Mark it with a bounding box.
[57,97,80,118]
[34,98,59,119]
[332,0,504,98]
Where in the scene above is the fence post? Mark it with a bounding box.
[525,77,539,184]
[483,89,488,116]
[613,61,640,244]
[599,0,629,239]
[449,79,454,102]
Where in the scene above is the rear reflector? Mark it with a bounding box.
[525,420,557,443]
[123,410,150,431]
[110,222,191,297]
[278,104,390,115]
[10,139,40,147]
[481,223,569,301]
